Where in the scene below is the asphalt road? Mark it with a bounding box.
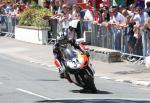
[0,54,150,103]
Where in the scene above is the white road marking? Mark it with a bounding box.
[16,88,52,100]
[16,88,150,101]
[54,98,150,101]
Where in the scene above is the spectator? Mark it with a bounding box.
[118,4,126,14]
[127,4,135,17]
[145,1,150,17]
[109,6,126,50]
[0,4,4,24]
[46,0,51,7]
[141,17,150,56]
[124,15,136,54]
[109,6,126,24]
[122,9,129,17]
[76,0,82,3]
[25,2,30,9]
[51,0,62,15]
[83,4,93,21]
[132,6,149,26]
[0,4,5,15]
[88,0,102,10]
[144,17,150,30]
[4,1,12,15]
[131,6,149,55]
[133,23,143,55]
[0,3,6,24]
[112,0,126,7]
[69,4,82,38]
[93,9,99,24]
[10,4,18,16]
[71,4,80,19]
[99,5,110,23]
[59,4,71,29]
[135,0,145,9]
[126,0,134,7]
[63,0,77,7]
[143,17,150,55]
[17,0,25,14]
[102,0,110,7]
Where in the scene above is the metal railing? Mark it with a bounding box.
[90,23,150,64]
[0,15,18,38]
[49,19,150,60]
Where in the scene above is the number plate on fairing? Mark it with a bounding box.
[66,58,80,69]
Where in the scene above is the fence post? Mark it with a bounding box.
[80,19,83,38]
[0,22,1,35]
[141,27,146,57]
[121,28,124,52]
[91,23,96,46]
[96,24,100,46]
[101,26,107,48]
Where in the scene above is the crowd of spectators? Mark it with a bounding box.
[0,0,150,56]
[0,0,30,18]
[47,0,150,56]
[0,0,30,33]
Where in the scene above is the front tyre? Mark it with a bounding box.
[79,70,97,93]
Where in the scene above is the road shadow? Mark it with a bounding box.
[70,89,112,94]
[36,99,150,103]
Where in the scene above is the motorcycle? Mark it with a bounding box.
[54,43,97,93]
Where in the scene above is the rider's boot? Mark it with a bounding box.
[59,69,65,78]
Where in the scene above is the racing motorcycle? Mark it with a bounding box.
[54,43,97,93]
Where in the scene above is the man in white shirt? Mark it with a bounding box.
[83,4,93,21]
[132,7,149,55]
[109,6,126,50]
[109,7,126,24]
[133,6,149,26]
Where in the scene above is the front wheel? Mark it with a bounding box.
[78,70,97,93]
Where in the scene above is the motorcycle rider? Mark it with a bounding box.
[53,28,89,79]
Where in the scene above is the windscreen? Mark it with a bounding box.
[64,48,77,60]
